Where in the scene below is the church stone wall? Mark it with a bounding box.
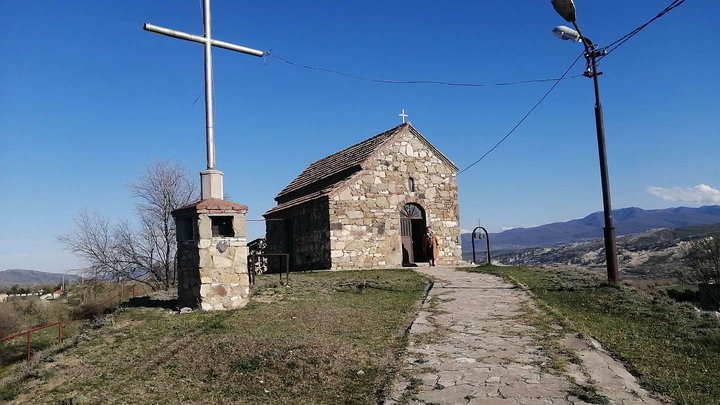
[265,197,331,271]
[329,130,461,269]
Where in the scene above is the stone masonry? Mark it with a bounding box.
[265,197,331,270]
[265,123,461,271]
[173,199,251,310]
[329,126,461,269]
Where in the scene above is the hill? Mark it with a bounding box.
[0,269,80,288]
[462,205,720,254]
[493,223,720,279]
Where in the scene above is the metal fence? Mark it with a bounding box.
[0,284,137,363]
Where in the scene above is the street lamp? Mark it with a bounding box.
[551,0,620,284]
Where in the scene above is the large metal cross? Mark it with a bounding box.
[144,0,264,199]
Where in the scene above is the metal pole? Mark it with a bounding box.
[143,24,265,56]
[471,227,478,264]
[483,228,491,265]
[573,22,620,284]
[203,0,215,170]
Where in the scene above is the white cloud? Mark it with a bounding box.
[500,226,516,231]
[647,184,720,205]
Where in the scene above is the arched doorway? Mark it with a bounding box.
[400,203,427,265]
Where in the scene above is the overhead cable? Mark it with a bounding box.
[600,0,686,59]
[457,53,584,175]
[265,53,583,88]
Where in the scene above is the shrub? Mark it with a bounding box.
[29,300,67,325]
[679,235,720,310]
[0,305,20,338]
[70,301,112,320]
[666,287,699,303]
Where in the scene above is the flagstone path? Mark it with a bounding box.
[385,266,664,405]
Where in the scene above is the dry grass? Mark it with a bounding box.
[2,269,428,404]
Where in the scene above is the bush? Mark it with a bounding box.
[666,287,699,303]
[679,235,720,310]
[70,301,112,320]
[0,305,20,338]
[29,300,67,325]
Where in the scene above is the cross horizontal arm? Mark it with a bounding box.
[143,23,264,57]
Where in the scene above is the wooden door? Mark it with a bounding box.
[400,204,424,264]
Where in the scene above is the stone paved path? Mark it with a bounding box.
[385,267,663,405]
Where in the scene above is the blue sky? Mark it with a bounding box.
[1,1,718,272]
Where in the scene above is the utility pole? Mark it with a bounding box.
[551,0,619,283]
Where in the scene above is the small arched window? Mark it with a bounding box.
[408,177,416,192]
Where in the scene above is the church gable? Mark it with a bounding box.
[265,123,462,271]
[327,124,461,269]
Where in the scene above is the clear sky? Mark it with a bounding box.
[1,1,719,272]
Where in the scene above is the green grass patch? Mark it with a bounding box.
[470,265,720,405]
[3,269,428,404]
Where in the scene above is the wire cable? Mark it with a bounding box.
[456,1,686,175]
[599,0,686,60]
[457,53,584,175]
[265,53,583,88]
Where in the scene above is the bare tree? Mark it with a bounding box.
[59,161,198,290]
[681,235,720,286]
[679,235,720,309]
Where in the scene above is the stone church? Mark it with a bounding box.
[264,123,461,270]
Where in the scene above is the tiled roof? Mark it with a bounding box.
[265,123,457,216]
[275,124,406,200]
[172,198,249,216]
[265,189,331,216]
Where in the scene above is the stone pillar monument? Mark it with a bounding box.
[172,199,250,310]
[146,1,263,311]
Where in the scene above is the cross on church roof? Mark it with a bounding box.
[144,0,264,200]
[399,109,408,124]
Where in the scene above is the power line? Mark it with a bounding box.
[457,0,688,175]
[457,53,584,175]
[265,53,583,88]
[599,0,686,60]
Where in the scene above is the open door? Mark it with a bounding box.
[400,203,426,265]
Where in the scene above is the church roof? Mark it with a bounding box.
[265,123,456,216]
[275,124,404,200]
[172,198,248,216]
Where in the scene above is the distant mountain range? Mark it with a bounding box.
[462,205,720,255]
[0,269,80,288]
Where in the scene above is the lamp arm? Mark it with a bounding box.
[571,21,594,52]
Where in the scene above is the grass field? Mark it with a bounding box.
[0,283,149,379]
[1,269,428,404]
[470,265,720,405]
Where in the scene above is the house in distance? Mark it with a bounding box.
[264,123,462,270]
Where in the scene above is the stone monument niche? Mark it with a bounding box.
[172,199,250,310]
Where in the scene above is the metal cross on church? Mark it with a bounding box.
[399,109,408,124]
[144,0,265,200]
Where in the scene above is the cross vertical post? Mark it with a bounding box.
[144,0,265,200]
[203,0,215,171]
[399,108,408,124]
